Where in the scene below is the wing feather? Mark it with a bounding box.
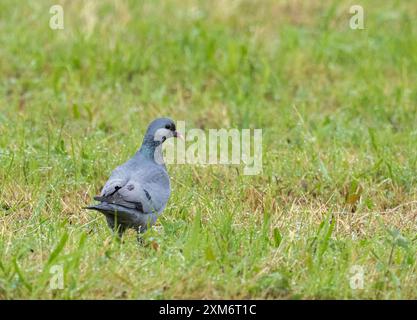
[95,161,171,214]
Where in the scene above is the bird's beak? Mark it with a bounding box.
[174,131,184,140]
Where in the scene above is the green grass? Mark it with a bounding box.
[1,0,417,299]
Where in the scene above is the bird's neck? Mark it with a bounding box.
[137,134,163,162]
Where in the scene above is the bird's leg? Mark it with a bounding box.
[116,225,127,238]
[135,225,148,245]
[137,235,145,245]
[105,215,126,238]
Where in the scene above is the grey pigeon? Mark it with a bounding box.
[85,117,182,238]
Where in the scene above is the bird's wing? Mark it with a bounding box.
[137,168,171,213]
[96,166,170,214]
[99,165,126,193]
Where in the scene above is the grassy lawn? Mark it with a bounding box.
[0,0,416,299]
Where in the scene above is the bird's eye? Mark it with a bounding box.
[165,124,171,130]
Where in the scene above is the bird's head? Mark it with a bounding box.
[145,117,183,145]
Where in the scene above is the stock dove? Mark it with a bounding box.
[85,117,182,238]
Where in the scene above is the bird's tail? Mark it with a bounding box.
[84,202,114,213]
[84,202,143,224]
